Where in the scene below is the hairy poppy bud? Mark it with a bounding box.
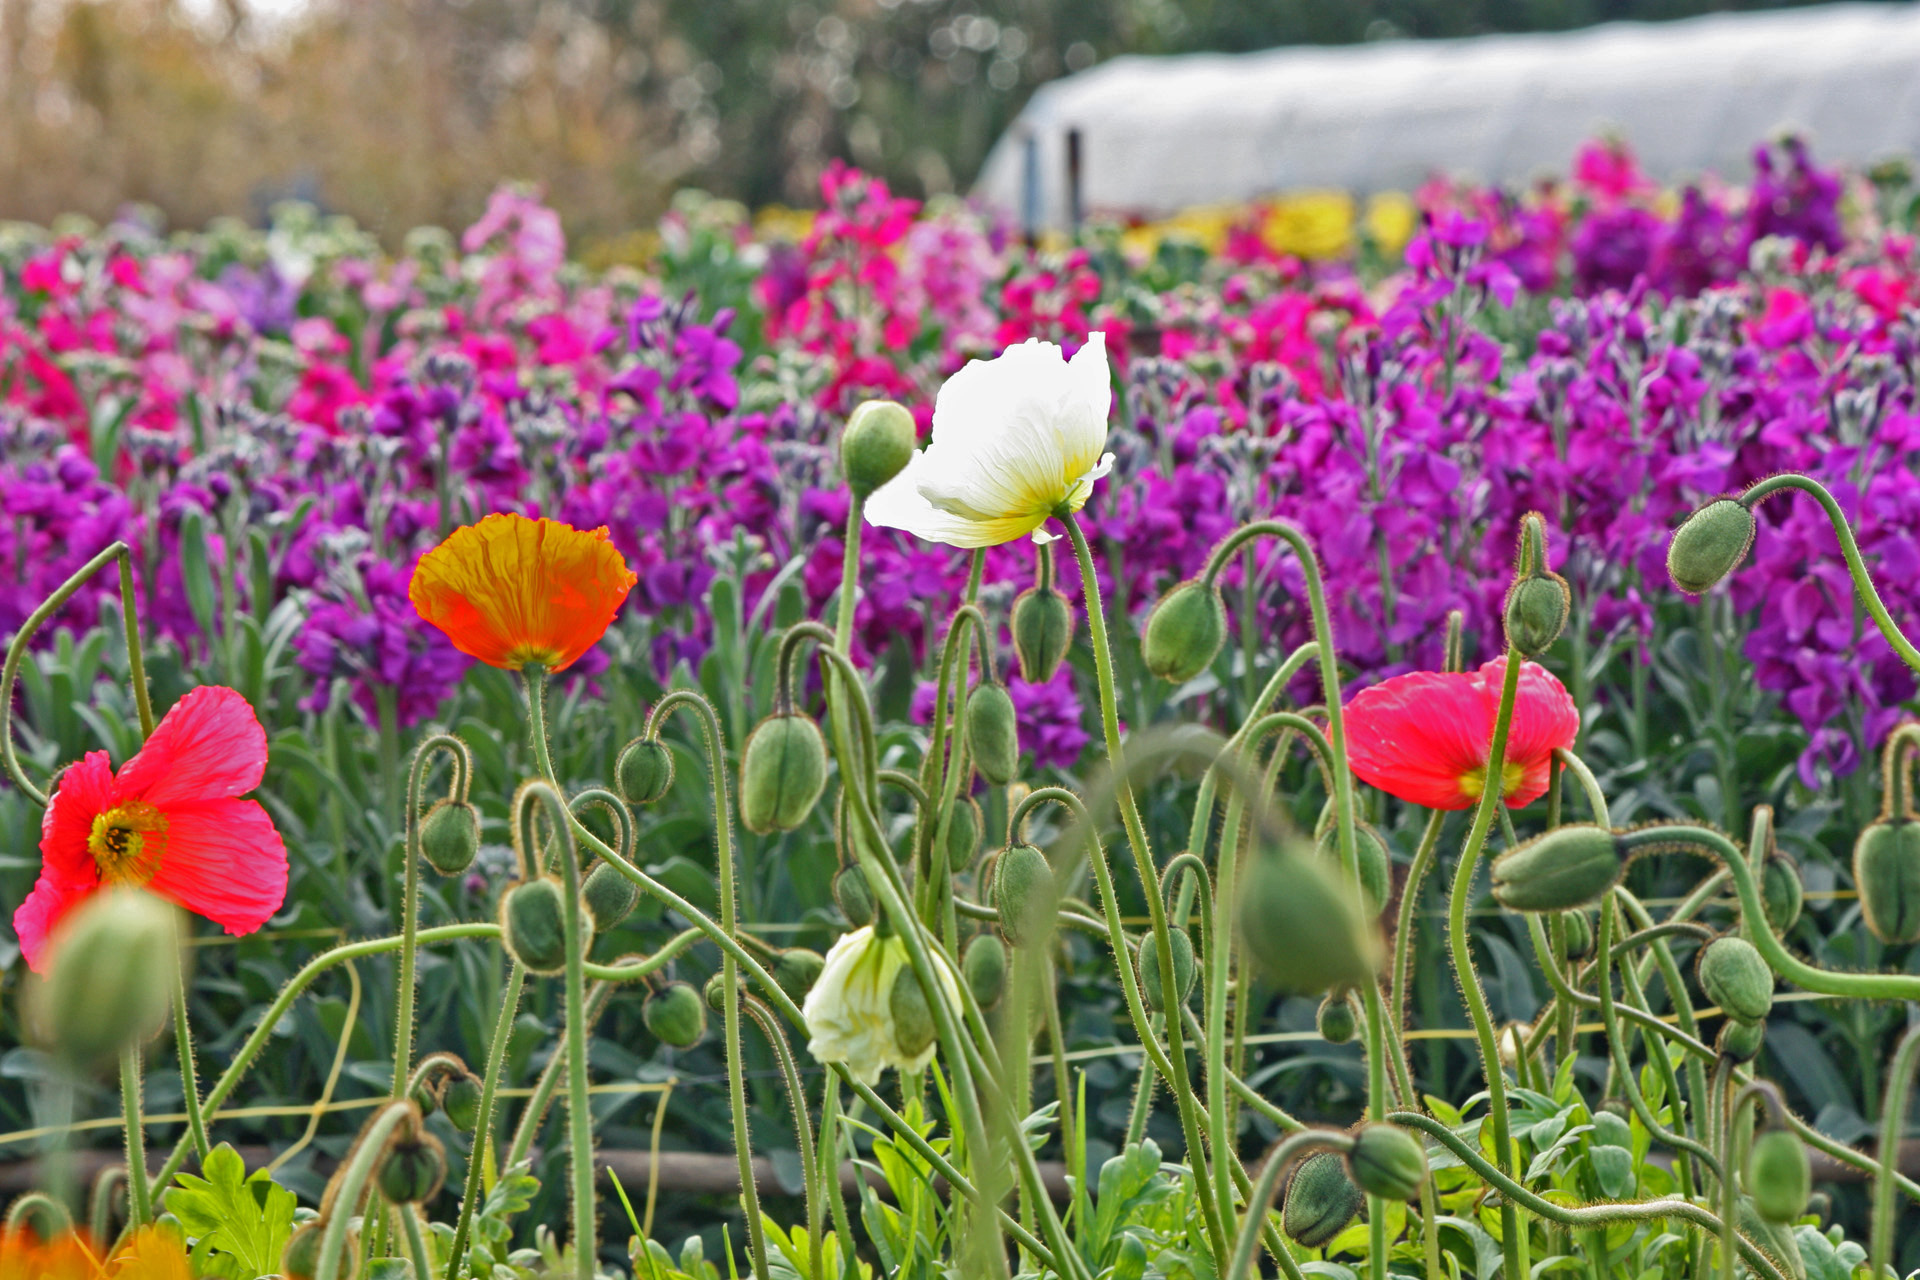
[1667,498,1756,594]
[616,737,675,806]
[740,713,830,834]
[1761,854,1804,934]
[419,799,481,875]
[1748,1129,1810,1224]
[927,797,983,875]
[963,934,1008,1009]
[1011,586,1075,684]
[1283,1151,1364,1248]
[1561,910,1595,961]
[993,843,1057,947]
[1718,1017,1766,1062]
[1697,936,1773,1023]
[1142,579,1227,684]
[645,982,708,1048]
[834,864,875,928]
[1139,927,1198,1013]
[35,888,179,1069]
[888,965,937,1058]
[1347,1124,1427,1201]
[443,1074,483,1132]
[1238,846,1379,995]
[582,862,639,933]
[1317,990,1357,1044]
[704,971,729,1013]
[1503,574,1570,659]
[378,1131,447,1205]
[1853,818,1920,944]
[499,878,569,975]
[282,1222,339,1280]
[1489,824,1625,912]
[965,683,1021,786]
[1316,823,1391,916]
[841,399,916,498]
[775,948,826,1004]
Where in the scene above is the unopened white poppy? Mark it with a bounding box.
[802,924,964,1085]
[864,333,1114,547]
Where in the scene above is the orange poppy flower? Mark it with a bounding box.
[0,1225,193,1279]
[409,513,638,673]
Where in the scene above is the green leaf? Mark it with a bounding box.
[161,1143,297,1279]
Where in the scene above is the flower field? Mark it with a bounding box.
[3,136,1920,1278]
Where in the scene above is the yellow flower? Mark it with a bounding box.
[1363,192,1418,257]
[802,925,964,1085]
[1263,191,1354,261]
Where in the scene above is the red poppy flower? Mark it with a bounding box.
[1343,658,1579,811]
[13,686,288,973]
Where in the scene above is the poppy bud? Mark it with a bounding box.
[616,737,675,806]
[1697,936,1773,1023]
[34,888,180,1069]
[644,982,708,1048]
[1142,579,1227,684]
[775,948,826,1004]
[1316,823,1391,916]
[965,683,1021,786]
[1761,854,1804,934]
[1317,990,1357,1044]
[1503,574,1570,659]
[1283,1151,1364,1248]
[378,1131,447,1205]
[920,797,983,875]
[1238,846,1379,995]
[1489,824,1626,913]
[443,1074,483,1132]
[963,934,1008,1009]
[1561,910,1595,961]
[834,864,876,928]
[282,1222,340,1280]
[1853,817,1920,944]
[1347,1123,1427,1201]
[888,965,937,1058]
[1718,1017,1766,1062]
[1667,498,1757,595]
[582,862,639,933]
[1011,586,1075,684]
[410,1081,438,1117]
[840,399,917,498]
[499,878,569,975]
[1747,1129,1810,1223]
[419,799,482,876]
[739,713,830,834]
[704,971,729,1013]
[992,843,1057,947]
[1139,927,1198,1013]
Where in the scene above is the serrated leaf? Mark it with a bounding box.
[161,1143,297,1279]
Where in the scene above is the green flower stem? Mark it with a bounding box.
[1520,916,1713,1063]
[1224,1130,1353,1280]
[394,735,473,1100]
[119,1047,150,1228]
[1387,1112,1792,1280]
[1613,886,1715,1182]
[7,1190,71,1236]
[443,963,528,1280]
[1389,808,1448,1080]
[742,996,822,1278]
[87,1168,124,1242]
[1739,472,1920,675]
[316,1102,414,1280]
[917,552,986,874]
[400,1204,434,1280]
[1780,1097,1920,1203]
[1183,642,1320,862]
[1871,1022,1920,1272]
[171,953,210,1165]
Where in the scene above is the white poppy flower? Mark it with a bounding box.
[802,924,964,1085]
[864,333,1114,547]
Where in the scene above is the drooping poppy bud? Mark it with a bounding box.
[1489,824,1626,912]
[34,888,180,1070]
[1238,846,1379,995]
[1317,990,1356,1044]
[834,864,876,928]
[704,971,729,1013]
[1760,854,1804,935]
[775,948,827,1004]
[963,934,1008,1009]
[1667,498,1757,595]
[1316,822,1391,916]
[840,399,917,499]
[378,1129,448,1205]
[965,683,1021,786]
[1347,1123,1427,1201]
[443,1074,483,1133]
[616,738,675,806]
[1853,818,1920,944]
[1561,909,1595,961]
[925,797,983,874]
[581,862,640,933]
[644,982,708,1048]
[1011,586,1075,684]
[1718,1018,1766,1063]
[888,965,937,1058]
[992,843,1057,947]
[282,1222,335,1280]
[419,799,482,876]
[739,713,830,834]
[1747,1129,1810,1224]
[1283,1151,1364,1248]
[1142,579,1227,684]
[1139,927,1198,1014]
[499,878,569,975]
[1697,936,1773,1023]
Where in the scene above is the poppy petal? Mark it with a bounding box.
[1344,670,1496,810]
[144,798,288,936]
[15,752,115,972]
[1493,658,1582,807]
[113,686,268,806]
[14,874,94,974]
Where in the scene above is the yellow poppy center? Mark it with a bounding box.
[88,802,168,887]
[1460,761,1526,802]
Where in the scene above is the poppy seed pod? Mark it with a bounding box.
[775,948,827,1004]
[1717,1017,1766,1063]
[34,888,180,1069]
[1347,1124,1428,1201]
[834,864,876,928]
[616,737,675,806]
[1667,498,1757,595]
[992,843,1058,947]
[499,877,569,975]
[1237,846,1379,995]
[644,982,708,1048]
[418,799,482,876]
[1503,573,1571,659]
[377,1130,448,1205]
[582,861,640,933]
[1853,818,1920,944]
[1011,585,1075,684]
[965,683,1021,786]
[1561,910,1595,961]
[1139,927,1198,1013]
[1317,990,1357,1045]
[1141,579,1227,684]
[1747,1129,1811,1224]
[1316,823,1391,916]
[739,713,830,834]
[442,1074,483,1132]
[963,934,1008,1009]
[1283,1151,1365,1248]
[840,399,917,498]
[1489,824,1626,913]
[1697,936,1774,1023]
[1761,854,1804,935]
[888,965,938,1058]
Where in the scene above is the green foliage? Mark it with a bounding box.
[162,1144,299,1280]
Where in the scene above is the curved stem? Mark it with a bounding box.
[444,959,526,1280]
[743,996,821,1277]
[395,734,473,1099]
[1871,1022,1920,1273]
[1390,809,1447,1075]
[1224,1130,1352,1280]
[118,1048,150,1229]
[316,1103,413,1280]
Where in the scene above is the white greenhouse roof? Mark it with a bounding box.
[974,3,1920,226]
